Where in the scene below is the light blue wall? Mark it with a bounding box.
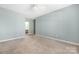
[0,7,25,40]
[36,5,79,43]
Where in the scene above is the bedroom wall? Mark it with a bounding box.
[36,5,79,43]
[0,7,25,40]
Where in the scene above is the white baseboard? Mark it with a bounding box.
[0,36,25,43]
[36,34,79,46]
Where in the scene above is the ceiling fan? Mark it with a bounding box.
[27,4,46,11]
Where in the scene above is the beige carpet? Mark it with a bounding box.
[0,35,78,54]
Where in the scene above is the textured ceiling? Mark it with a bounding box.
[0,4,71,19]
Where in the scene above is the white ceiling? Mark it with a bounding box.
[0,4,71,19]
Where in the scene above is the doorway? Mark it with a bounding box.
[25,21,29,34]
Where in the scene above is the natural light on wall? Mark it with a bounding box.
[25,22,29,30]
